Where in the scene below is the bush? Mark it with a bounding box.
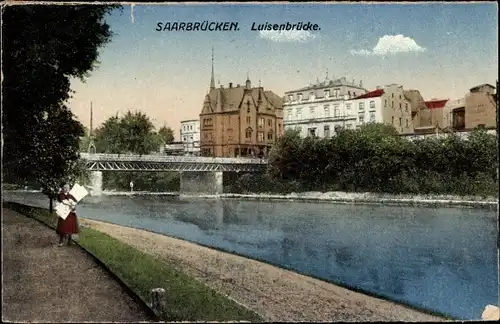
[241,124,498,197]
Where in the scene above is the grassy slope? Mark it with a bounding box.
[4,202,261,322]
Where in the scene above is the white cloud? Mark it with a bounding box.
[259,30,317,43]
[351,34,426,56]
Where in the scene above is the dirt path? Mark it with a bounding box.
[82,218,446,322]
[1,209,151,322]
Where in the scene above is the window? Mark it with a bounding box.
[287,109,292,120]
[346,103,352,115]
[359,102,365,110]
[369,112,375,122]
[298,93,303,101]
[278,123,282,132]
[268,119,272,126]
[334,104,340,117]
[405,103,409,112]
[369,101,375,109]
[333,89,339,98]
[309,92,315,100]
[267,132,273,140]
[353,92,356,97]
[257,132,264,142]
[308,128,317,137]
[324,105,330,117]
[309,106,315,117]
[334,125,343,133]
[399,94,402,100]
[288,94,293,102]
[392,93,394,98]
[324,125,330,138]
[246,116,251,124]
[246,129,252,139]
[406,119,409,127]
[246,100,251,113]
[324,90,330,98]
[399,103,402,110]
[392,116,394,124]
[384,99,387,107]
[258,117,264,126]
[297,108,302,120]
[392,101,394,108]
[358,112,365,123]
[399,118,402,126]
[348,91,351,98]
[183,137,187,142]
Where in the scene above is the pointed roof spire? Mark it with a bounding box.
[210,46,215,90]
[325,69,329,80]
[258,77,261,87]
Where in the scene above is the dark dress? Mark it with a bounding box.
[56,192,79,235]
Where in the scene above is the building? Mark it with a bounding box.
[464,83,496,129]
[180,119,200,156]
[283,77,368,137]
[347,84,414,134]
[164,142,184,155]
[199,49,284,158]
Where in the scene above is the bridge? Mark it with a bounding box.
[80,153,268,196]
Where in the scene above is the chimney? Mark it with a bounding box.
[229,82,233,88]
[359,80,363,88]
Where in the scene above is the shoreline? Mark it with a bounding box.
[80,218,450,322]
[4,189,497,209]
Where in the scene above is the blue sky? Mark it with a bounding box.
[68,3,498,139]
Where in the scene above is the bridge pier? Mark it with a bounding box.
[179,171,223,195]
[90,171,103,196]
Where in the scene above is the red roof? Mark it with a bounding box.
[352,89,384,100]
[425,99,448,109]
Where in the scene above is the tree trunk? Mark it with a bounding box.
[49,197,54,213]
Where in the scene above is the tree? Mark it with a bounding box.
[158,125,175,145]
[2,4,120,210]
[94,111,160,154]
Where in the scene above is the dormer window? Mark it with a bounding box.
[297,93,303,101]
[288,94,294,102]
[324,90,330,98]
[309,92,315,100]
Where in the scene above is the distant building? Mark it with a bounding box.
[199,49,284,158]
[164,142,184,156]
[348,84,414,134]
[283,77,368,137]
[180,119,200,156]
[464,83,496,129]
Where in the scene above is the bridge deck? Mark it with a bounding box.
[80,153,267,165]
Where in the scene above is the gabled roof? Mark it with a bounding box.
[351,89,384,100]
[470,83,495,92]
[424,99,448,109]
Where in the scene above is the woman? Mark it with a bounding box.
[56,184,79,246]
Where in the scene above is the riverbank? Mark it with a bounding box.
[3,202,261,322]
[1,208,152,322]
[78,218,448,322]
[187,191,498,209]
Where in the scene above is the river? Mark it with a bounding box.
[3,191,498,320]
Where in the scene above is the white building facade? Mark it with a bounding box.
[180,119,200,156]
[283,77,368,138]
[348,84,414,134]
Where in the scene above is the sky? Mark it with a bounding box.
[67,2,498,140]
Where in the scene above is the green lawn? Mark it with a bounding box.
[4,202,261,322]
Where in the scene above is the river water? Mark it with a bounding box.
[3,191,498,320]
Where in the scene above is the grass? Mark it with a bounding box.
[4,202,262,322]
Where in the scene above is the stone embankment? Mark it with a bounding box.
[185,191,498,209]
[81,218,447,322]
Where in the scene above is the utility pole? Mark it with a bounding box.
[88,101,96,154]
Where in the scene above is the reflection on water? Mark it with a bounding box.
[3,191,497,320]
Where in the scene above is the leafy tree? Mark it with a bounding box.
[94,111,161,154]
[158,125,175,145]
[3,4,120,210]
